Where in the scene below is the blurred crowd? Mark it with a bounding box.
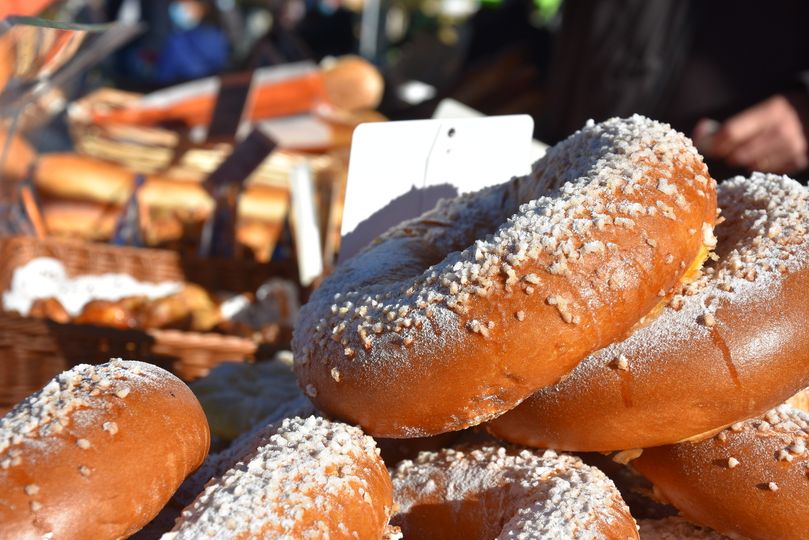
[5,0,809,180]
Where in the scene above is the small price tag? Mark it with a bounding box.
[207,70,255,142]
[339,114,534,262]
[289,162,324,286]
[199,127,277,258]
[111,173,145,246]
[202,127,277,195]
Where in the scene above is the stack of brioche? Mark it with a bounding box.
[1,115,808,538]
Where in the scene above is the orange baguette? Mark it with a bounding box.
[92,56,383,128]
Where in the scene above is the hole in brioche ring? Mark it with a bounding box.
[294,115,717,437]
[487,173,809,451]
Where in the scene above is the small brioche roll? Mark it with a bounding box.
[0,360,210,539]
[322,55,384,112]
[168,416,393,539]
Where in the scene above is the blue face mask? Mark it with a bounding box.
[169,2,202,30]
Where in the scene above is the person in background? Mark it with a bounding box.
[536,0,809,180]
[108,0,229,88]
[155,0,229,84]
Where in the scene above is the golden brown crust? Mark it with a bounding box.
[487,173,809,451]
[73,298,142,328]
[28,298,71,324]
[633,405,809,540]
[0,360,210,539]
[34,153,288,222]
[139,285,219,331]
[40,196,285,260]
[294,115,717,437]
[391,444,639,539]
[39,197,174,243]
[322,55,384,112]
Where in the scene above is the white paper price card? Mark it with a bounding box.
[339,115,534,262]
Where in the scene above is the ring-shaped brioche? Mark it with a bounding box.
[167,416,393,539]
[293,115,717,437]
[390,444,639,539]
[633,404,809,540]
[0,360,210,539]
[487,173,809,451]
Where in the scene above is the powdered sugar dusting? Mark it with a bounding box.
[391,445,633,539]
[709,405,809,474]
[0,360,169,466]
[169,416,387,538]
[294,115,712,421]
[553,173,809,387]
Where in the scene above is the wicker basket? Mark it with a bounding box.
[0,235,294,294]
[0,236,184,289]
[0,313,159,414]
[0,314,259,415]
[0,236,287,412]
[150,329,257,382]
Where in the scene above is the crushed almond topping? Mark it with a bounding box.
[612,355,629,371]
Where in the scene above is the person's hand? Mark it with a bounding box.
[698,94,809,174]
